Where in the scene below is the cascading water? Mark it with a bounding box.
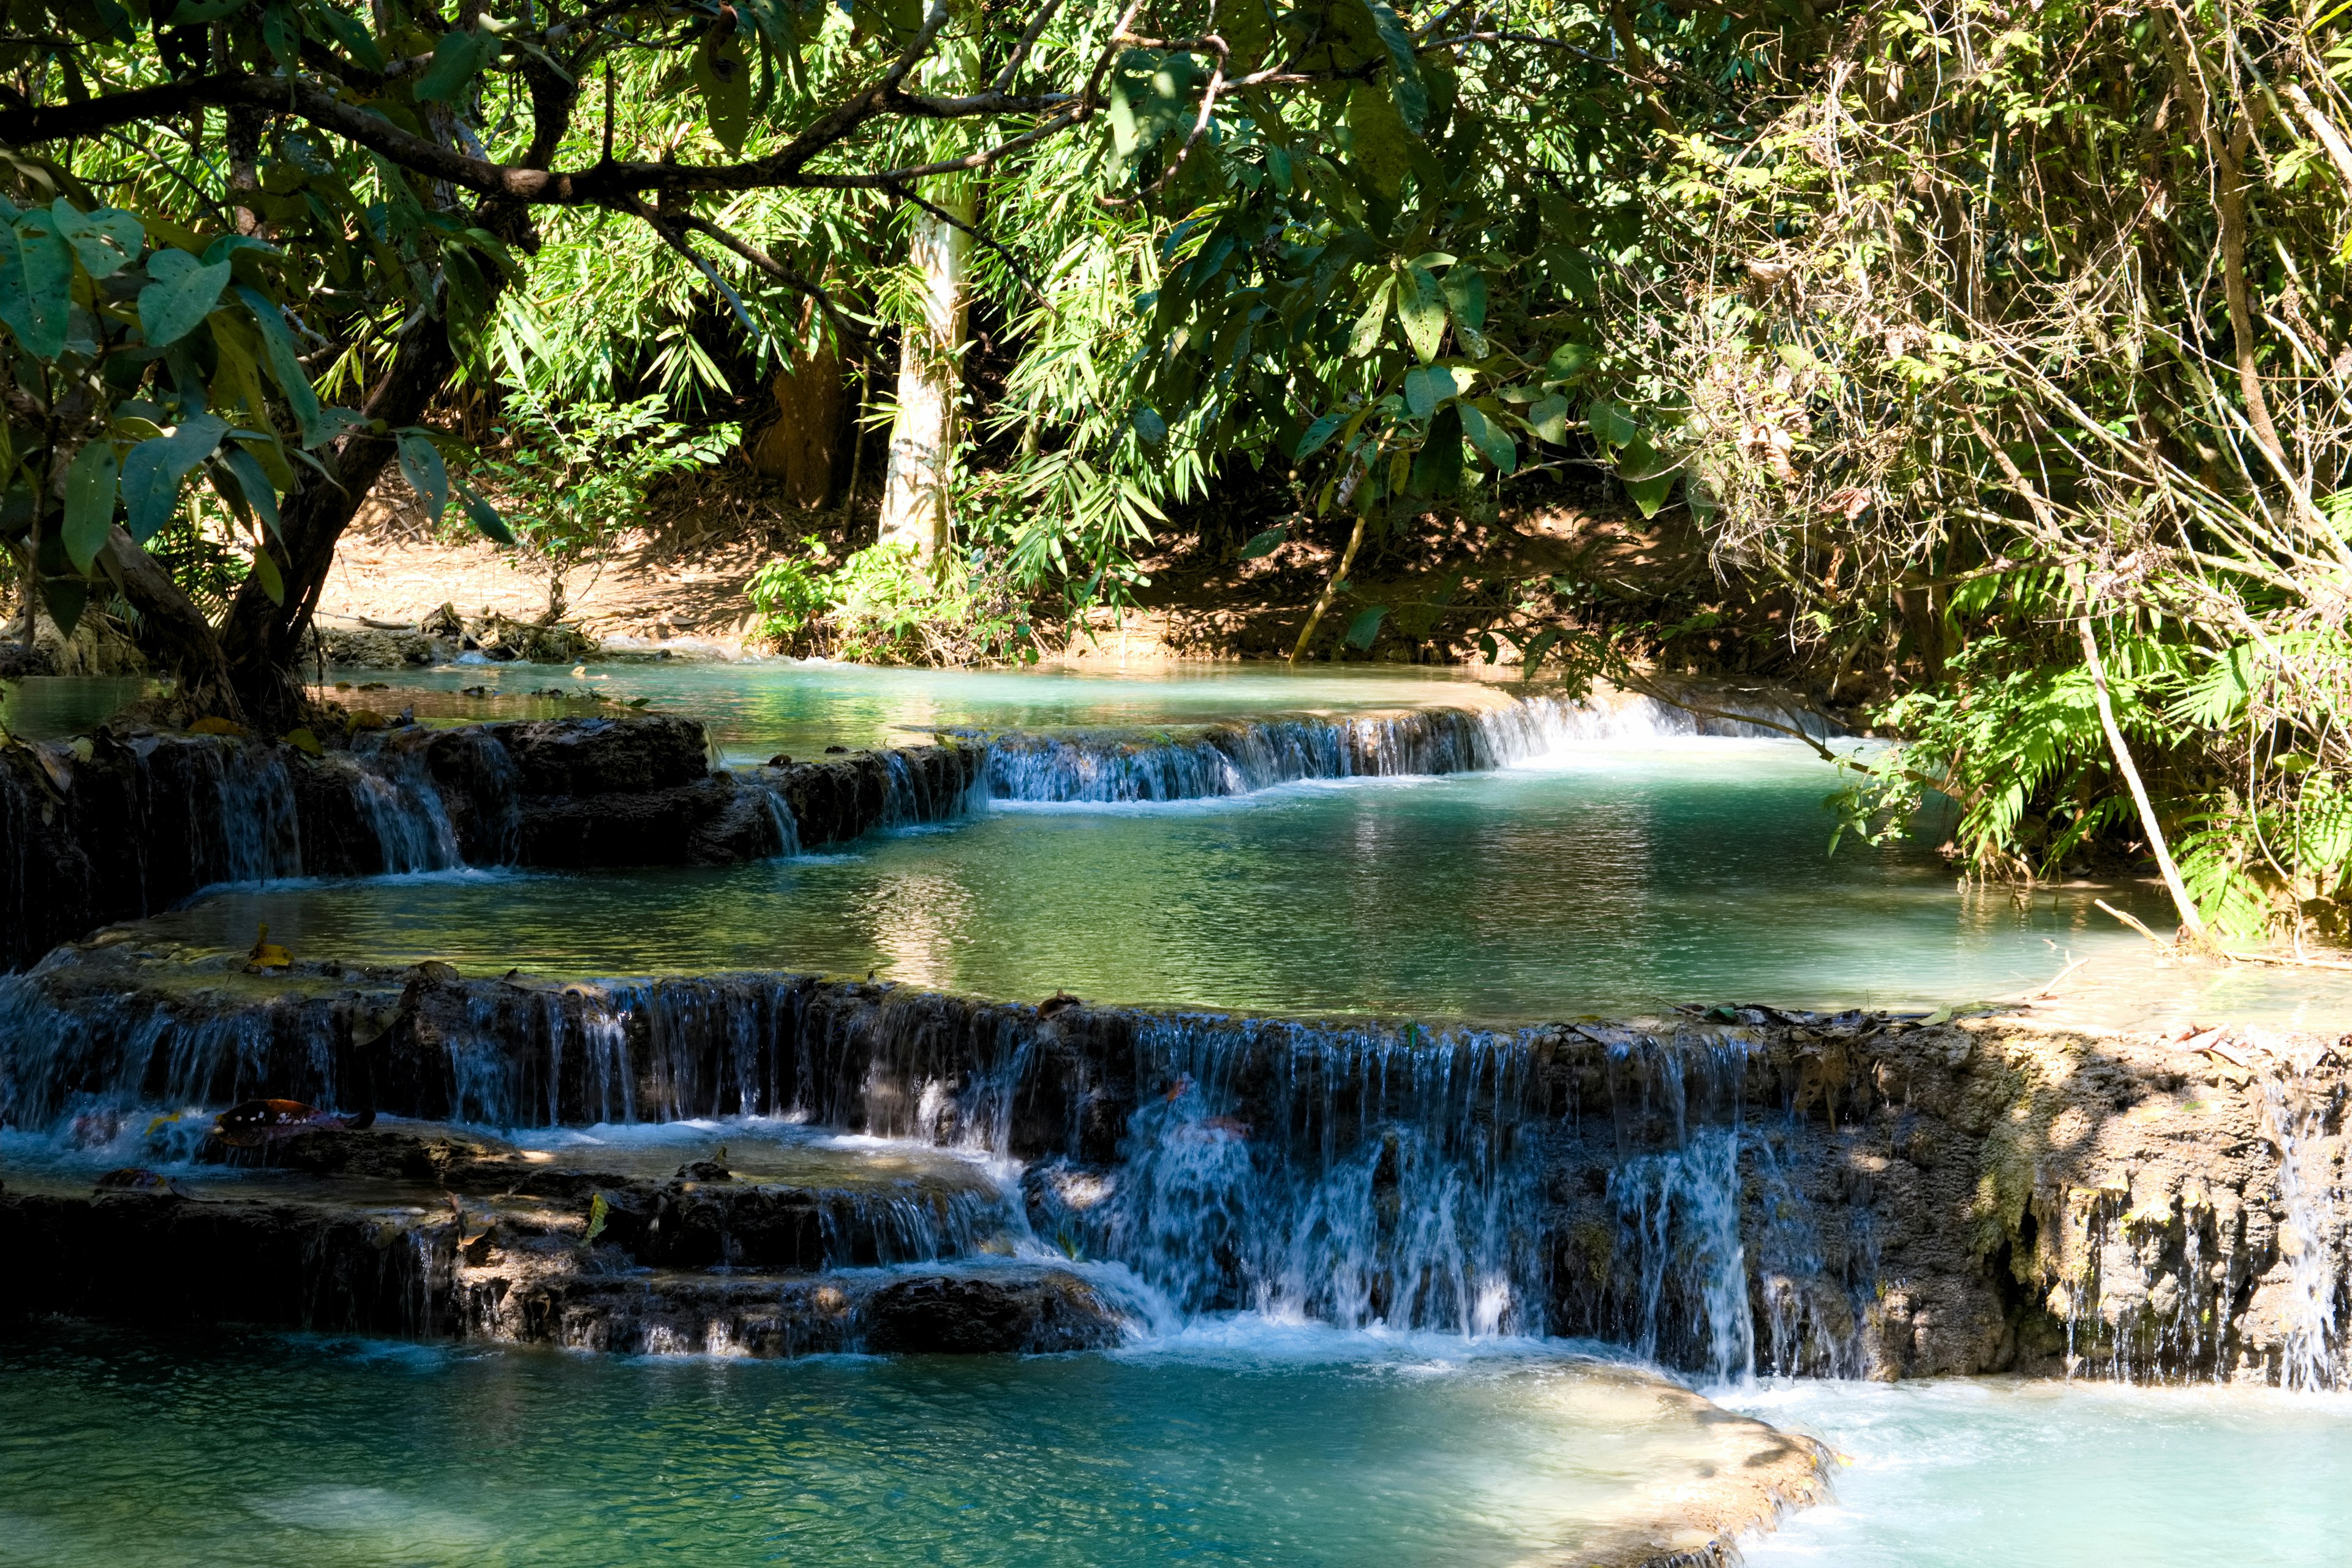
[974,686,1823,806]
[1031,1017,1549,1336]
[2262,1073,2346,1390]
[347,750,466,873]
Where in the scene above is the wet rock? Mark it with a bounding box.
[860,1272,1122,1353]
[498,715,709,796]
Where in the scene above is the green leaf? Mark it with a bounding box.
[0,212,76,358]
[1345,83,1410,202]
[1619,434,1679,517]
[40,576,86,639]
[1458,402,1516,474]
[217,445,282,536]
[1347,276,1393,358]
[414,28,499,102]
[1396,264,1447,364]
[1408,405,1463,494]
[1355,0,1427,134]
[1441,266,1487,333]
[1241,524,1288,558]
[138,249,233,347]
[456,478,513,545]
[397,432,450,524]
[1294,414,1344,460]
[312,4,386,72]
[1345,605,1388,649]
[1544,342,1593,383]
[120,414,227,541]
[1587,397,1637,451]
[690,31,752,154]
[250,543,285,605]
[1528,394,1570,445]
[1403,364,1466,418]
[1131,404,1169,447]
[61,439,119,574]
[233,285,323,442]
[1520,626,1562,677]
[52,202,140,278]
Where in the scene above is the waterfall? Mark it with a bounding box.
[1031,1017,1549,1336]
[347,749,465,873]
[973,685,1831,806]
[1612,1129,1755,1381]
[2263,1074,2346,1390]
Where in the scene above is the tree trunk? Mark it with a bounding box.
[875,183,971,565]
[747,301,847,508]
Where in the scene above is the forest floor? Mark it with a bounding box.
[312,465,1714,665]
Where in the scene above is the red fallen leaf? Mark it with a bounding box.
[210,1099,372,1147]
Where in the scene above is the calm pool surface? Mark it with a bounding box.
[320,659,1547,763]
[0,1319,1747,1568]
[154,738,2167,1017]
[1730,1377,2352,1566]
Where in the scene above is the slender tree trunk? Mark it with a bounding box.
[2078,616,2208,943]
[876,183,971,565]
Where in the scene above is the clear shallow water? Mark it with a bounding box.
[1730,1378,2352,1566]
[0,1320,1752,1568]
[150,739,2163,1017]
[0,675,158,740]
[320,659,1539,764]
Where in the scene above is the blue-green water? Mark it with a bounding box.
[321,659,1540,764]
[151,738,2158,1016]
[1732,1378,2352,1566]
[0,1321,1752,1568]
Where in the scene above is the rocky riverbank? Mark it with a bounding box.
[3,939,2342,1387]
[0,714,979,970]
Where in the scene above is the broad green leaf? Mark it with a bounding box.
[1408,405,1463,494]
[1396,264,1447,364]
[40,576,85,639]
[1241,524,1288,558]
[0,212,76,358]
[61,439,119,574]
[1294,414,1344,459]
[690,32,753,154]
[250,543,285,604]
[1520,626,1562,677]
[312,4,386,71]
[1355,0,1427,134]
[456,478,514,545]
[138,249,233,347]
[1345,605,1388,649]
[217,446,282,536]
[160,0,244,22]
[121,413,228,541]
[397,431,450,524]
[1131,405,1169,447]
[1403,364,1466,418]
[1346,83,1410,202]
[1587,397,1637,450]
[1441,266,1487,333]
[233,285,323,440]
[415,28,499,102]
[52,202,140,278]
[1619,434,1679,517]
[1459,403,1516,473]
[1528,394,1570,445]
[1347,277,1393,358]
[1544,342,1593,383]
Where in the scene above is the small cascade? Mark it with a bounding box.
[1611,1130,1754,1381]
[347,748,465,873]
[755,782,801,858]
[1032,1017,1548,1336]
[975,685,1830,806]
[2261,1072,2346,1390]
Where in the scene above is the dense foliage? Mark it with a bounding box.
[4,0,2352,944]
